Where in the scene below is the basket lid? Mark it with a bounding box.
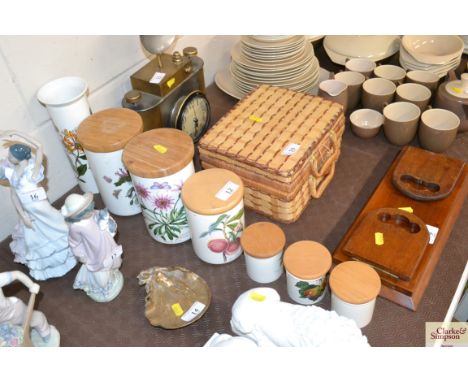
[122,128,194,178]
[77,108,143,153]
[181,168,244,215]
[240,222,286,258]
[283,241,332,279]
[329,261,381,304]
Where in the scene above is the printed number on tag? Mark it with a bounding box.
[282,143,300,156]
[215,181,239,201]
[19,188,47,204]
[426,224,439,245]
[181,301,206,322]
[149,72,166,84]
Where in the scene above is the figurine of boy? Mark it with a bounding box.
[0,270,60,347]
[61,192,124,302]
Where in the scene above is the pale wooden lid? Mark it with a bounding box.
[77,108,143,153]
[329,261,381,304]
[240,222,286,258]
[283,241,332,279]
[122,128,194,178]
[181,168,244,215]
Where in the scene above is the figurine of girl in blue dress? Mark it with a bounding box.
[0,130,76,280]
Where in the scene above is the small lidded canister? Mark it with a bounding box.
[240,222,286,283]
[329,261,381,328]
[283,241,332,305]
[181,168,244,264]
[77,108,143,216]
[122,128,195,244]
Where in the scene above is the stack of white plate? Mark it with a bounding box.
[229,35,320,97]
[399,35,464,78]
[461,35,468,55]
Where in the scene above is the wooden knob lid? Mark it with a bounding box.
[123,128,194,178]
[283,241,332,280]
[77,108,143,153]
[329,261,381,304]
[181,168,244,215]
[240,222,286,258]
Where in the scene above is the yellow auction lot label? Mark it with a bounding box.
[426,322,468,347]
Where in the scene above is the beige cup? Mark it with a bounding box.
[334,71,366,111]
[350,109,384,138]
[362,78,396,111]
[345,58,376,78]
[374,65,406,85]
[383,102,421,145]
[396,83,432,112]
[405,70,439,93]
[418,108,460,152]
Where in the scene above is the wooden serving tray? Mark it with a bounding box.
[333,146,468,311]
[392,146,465,201]
[343,208,429,281]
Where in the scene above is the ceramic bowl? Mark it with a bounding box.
[402,35,464,65]
[350,109,384,138]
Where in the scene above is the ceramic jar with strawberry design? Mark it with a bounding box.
[123,128,195,244]
[181,169,245,264]
[77,108,143,216]
[283,241,332,305]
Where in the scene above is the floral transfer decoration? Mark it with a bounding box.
[62,129,89,183]
[200,208,244,262]
[103,168,139,206]
[295,278,327,301]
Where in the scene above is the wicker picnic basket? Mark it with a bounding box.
[199,85,345,223]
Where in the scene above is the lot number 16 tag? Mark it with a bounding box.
[215,181,239,201]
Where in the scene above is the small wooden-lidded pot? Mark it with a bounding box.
[283,241,332,305]
[329,261,381,328]
[181,168,245,264]
[77,108,143,216]
[122,128,195,244]
[240,222,286,283]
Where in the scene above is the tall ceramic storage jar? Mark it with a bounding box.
[329,261,381,328]
[122,128,195,244]
[181,169,245,264]
[283,241,332,305]
[240,222,286,283]
[76,108,143,216]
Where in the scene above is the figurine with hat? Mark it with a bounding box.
[61,192,124,302]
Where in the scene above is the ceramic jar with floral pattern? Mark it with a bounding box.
[76,108,143,216]
[123,128,195,244]
[181,169,245,264]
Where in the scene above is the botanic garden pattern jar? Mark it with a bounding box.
[283,241,332,305]
[76,108,143,216]
[329,261,381,328]
[181,168,245,264]
[123,128,195,244]
[240,222,286,283]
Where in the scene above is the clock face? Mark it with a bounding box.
[174,91,211,142]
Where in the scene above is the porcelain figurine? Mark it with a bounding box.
[203,332,258,347]
[61,192,123,302]
[230,287,369,347]
[0,130,76,280]
[0,270,60,347]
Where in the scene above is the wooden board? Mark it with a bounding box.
[333,146,468,311]
[392,146,465,201]
[343,208,429,281]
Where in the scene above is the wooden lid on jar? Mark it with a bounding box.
[77,108,143,153]
[240,222,286,259]
[181,168,244,215]
[329,261,381,304]
[122,128,194,179]
[283,241,332,280]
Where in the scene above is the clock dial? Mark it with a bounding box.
[174,91,211,142]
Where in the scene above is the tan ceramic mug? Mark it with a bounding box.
[383,101,421,145]
[362,78,396,111]
[334,71,366,111]
[418,108,460,152]
[396,83,432,112]
[405,70,440,93]
[345,58,376,78]
[373,65,407,85]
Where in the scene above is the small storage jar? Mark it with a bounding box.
[122,128,195,244]
[240,222,286,283]
[329,261,381,328]
[77,108,143,216]
[283,241,332,305]
[181,168,245,264]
